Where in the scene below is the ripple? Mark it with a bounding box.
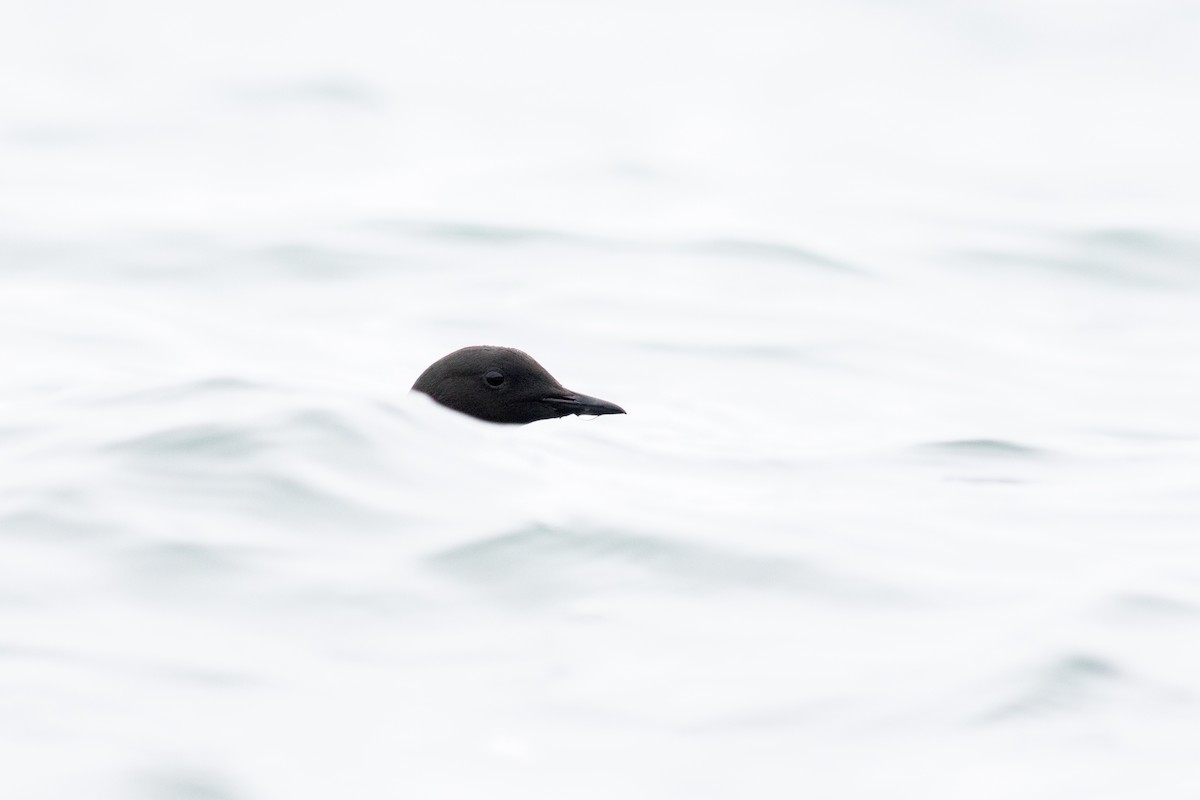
[636,340,812,360]
[362,218,867,273]
[98,377,274,407]
[1101,592,1199,621]
[915,439,1048,459]
[977,653,1125,722]
[365,218,586,246]
[118,541,249,582]
[684,238,866,274]
[133,768,246,800]
[425,523,902,604]
[0,509,116,542]
[105,424,267,459]
[103,408,375,463]
[960,226,1200,288]
[254,243,395,278]
[283,409,371,446]
[0,425,33,443]
[224,76,385,110]
[124,469,386,529]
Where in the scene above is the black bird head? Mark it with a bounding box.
[412,346,626,425]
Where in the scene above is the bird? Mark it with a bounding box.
[412,345,626,424]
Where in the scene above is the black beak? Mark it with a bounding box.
[542,391,626,418]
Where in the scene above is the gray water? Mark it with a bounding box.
[4,1,1200,798]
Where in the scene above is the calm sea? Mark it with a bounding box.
[3,1,1200,797]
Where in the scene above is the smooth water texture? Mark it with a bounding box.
[3,1,1200,798]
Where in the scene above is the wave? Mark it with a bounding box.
[425,523,905,604]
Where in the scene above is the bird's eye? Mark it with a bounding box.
[484,370,505,388]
